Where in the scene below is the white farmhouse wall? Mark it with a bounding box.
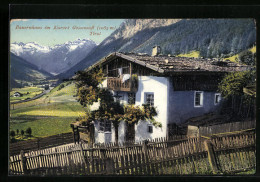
[94,120,114,144]
[98,76,169,143]
[94,121,105,143]
[134,76,169,142]
[91,76,222,144]
[118,121,126,143]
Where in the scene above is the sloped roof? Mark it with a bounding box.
[87,52,251,74]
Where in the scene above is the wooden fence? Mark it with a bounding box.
[198,120,255,137]
[9,131,255,176]
[9,132,74,156]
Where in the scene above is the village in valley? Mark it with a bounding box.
[9,19,256,176]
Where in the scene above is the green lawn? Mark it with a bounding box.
[10,82,86,140]
[10,117,76,138]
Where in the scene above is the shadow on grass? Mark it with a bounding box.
[10,134,35,143]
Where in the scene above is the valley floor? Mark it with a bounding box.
[9,82,86,140]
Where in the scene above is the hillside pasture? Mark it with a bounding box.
[10,82,86,140]
[176,50,200,58]
[10,87,44,102]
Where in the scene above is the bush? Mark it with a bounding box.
[10,130,15,142]
[21,130,24,138]
[218,71,255,99]
[239,50,255,66]
[10,130,15,138]
[26,127,32,137]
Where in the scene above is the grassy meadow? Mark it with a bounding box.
[176,50,200,58]
[9,82,86,141]
[175,45,256,63]
[10,87,44,102]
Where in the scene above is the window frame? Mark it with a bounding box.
[214,93,221,105]
[99,120,105,132]
[144,92,154,107]
[194,91,203,107]
[148,125,153,133]
[98,120,112,133]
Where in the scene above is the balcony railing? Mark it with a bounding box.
[107,77,138,92]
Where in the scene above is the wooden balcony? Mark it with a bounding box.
[107,77,138,92]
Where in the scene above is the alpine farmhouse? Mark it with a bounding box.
[80,46,250,144]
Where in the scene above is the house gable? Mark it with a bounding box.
[87,52,250,92]
[100,53,159,77]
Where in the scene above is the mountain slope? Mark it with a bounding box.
[57,19,256,79]
[10,53,52,88]
[133,19,256,57]
[11,39,97,75]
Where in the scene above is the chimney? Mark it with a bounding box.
[152,45,161,56]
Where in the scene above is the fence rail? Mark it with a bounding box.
[9,131,256,176]
[9,132,74,156]
[199,120,256,136]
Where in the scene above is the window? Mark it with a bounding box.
[214,93,221,105]
[148,125,153,133]
[99,120,104,131]
[145,93,154,106]
[194,91,203,107]
[105,121,111,132]
[128,93,136,105]
[99,120,111,132]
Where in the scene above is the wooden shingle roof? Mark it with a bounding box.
[87,52,252,74]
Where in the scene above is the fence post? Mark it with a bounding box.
[80,143,87,165]
[142,139,149,154]
[71,125,80,144]
[20,150,28,175]
[142,139,149,164]
[100,148,106,159]
[204,140,219,174]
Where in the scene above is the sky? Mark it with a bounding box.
[10,19,125,46]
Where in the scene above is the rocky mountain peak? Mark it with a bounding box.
[112,19,182,39]
[10,38,97,75]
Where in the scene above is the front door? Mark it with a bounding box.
[125,123,135,143]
